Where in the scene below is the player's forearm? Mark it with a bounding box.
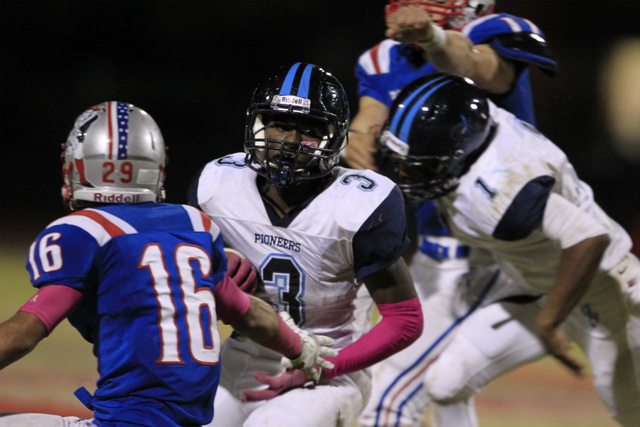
[231,295,281,344]
[423,31,475,76]
[424,32,514,94]
[0,312,47,370]
[322,297,422,379]
[349,98,389,134]
[236,298,305,361]
[537,234,610,331]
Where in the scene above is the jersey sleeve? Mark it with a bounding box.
[542,193,609,248]
[352,185,410,281]
[187,165,206,208]
[355,54,392,107]
[188,153,248,209]
[211,231,228,289]
[26,223,100,291]
[492,175,555,241]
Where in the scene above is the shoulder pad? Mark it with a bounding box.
[491,32,558,76]
[358,39,398,75]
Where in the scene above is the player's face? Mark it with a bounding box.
[264,116,325,145]
[263,115,326,170]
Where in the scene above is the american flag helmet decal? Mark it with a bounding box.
[106,101,131,160]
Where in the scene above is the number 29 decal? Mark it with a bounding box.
[103,161,133,183]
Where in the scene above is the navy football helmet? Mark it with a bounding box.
[379,73,495,201]
[244,63,350,187]
[386,0,495,30]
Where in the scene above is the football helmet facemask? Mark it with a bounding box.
[379,73,495,201]
[61,101,167,211]
[244,63,350,187]
[386,0,495,30]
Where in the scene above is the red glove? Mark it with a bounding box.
[241,368,315,402]
[225,249,258,295]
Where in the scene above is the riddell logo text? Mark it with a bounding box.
[279,96,305,105]
[94,194,139,203]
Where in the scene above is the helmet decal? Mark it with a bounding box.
[111,101,131,159]
[76,114,98,142]
[390,76,452,141]
[280,62,314,98]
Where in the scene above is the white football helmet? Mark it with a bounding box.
[386,0,496,30]
[61,101,167,211]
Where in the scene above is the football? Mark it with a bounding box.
[223,247,246,261]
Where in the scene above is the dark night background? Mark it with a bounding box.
[2,0,640,254]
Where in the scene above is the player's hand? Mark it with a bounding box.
[385,5,434,44]
[537,324,584,377]
[241,368,315,402]
[279,312,337,381]
[225,248,258,295]
[346,131,378,171]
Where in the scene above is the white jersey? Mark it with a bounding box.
[191,153,408,349]
[436,102,633,294]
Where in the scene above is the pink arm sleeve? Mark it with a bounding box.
[214,275,302,357]
[259,314,302,359]
[322,297,423,380]
[18,285,83,334]
[214,274,252,325]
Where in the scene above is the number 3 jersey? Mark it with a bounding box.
[25,203,227,427]
[189,153,409,369]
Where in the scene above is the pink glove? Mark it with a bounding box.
[241,368,315,402]
[226,250,258,295]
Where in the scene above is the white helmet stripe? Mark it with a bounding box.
[107,101,117,159]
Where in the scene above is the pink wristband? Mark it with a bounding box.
[19,285,83,334]
[260,315,303,359]
[214,274,252,325]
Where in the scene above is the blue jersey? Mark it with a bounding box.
[356,13,557,126]
[26,203,227,427]
[356,13,557,246]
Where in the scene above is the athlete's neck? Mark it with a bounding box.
[257,175,332,218]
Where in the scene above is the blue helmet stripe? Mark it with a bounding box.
[389,75,448,136]
[280,62,302,96]
[297,64,314,98]
[397,78,452,143]
[115,102,130,159]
